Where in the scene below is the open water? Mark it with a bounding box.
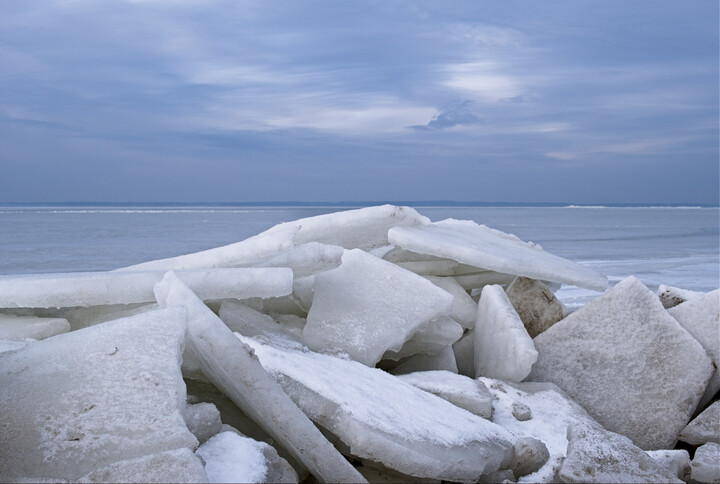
[0,204,717,308]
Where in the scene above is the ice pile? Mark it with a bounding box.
[0,204,718,484]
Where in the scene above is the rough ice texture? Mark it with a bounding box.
[529,276,714,450]
[196,432,272,484]
[392,345,459,375]
[397,370,493,418]
[658,284,704,309]
[452,330,475,378]
[423,276,478,329]
[0,307,199,481]
[116,223,299,271]
[303,249,453,366]
[154,272,364,484]
[184,402,223,444]
[474,285,538,382]
[388,219,608,291]
[0,314,70,340]
[505,277,568,338]
[691,442,720,484]
[0,268,293,308]
[384,316,463,361]
[679,401,720,445]
[268,204,430,251]
[646,450,691,482]
[75,448,208,483]
[255,242,344,278]
[559,422,683,483]
[241,335,514,482]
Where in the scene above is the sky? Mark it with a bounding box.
[1,0,718,204]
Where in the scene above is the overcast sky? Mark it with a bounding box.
[1,0,718,204]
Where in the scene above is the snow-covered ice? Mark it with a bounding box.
[397,370,493,418]
[679,401,720,445]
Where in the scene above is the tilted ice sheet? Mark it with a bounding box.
[0,268,292,308]
[388,219,608,291]
[303,249,453,366]
[398,370,493,419]
[241,335,514,482]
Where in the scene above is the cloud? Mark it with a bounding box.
[411,100,482,130]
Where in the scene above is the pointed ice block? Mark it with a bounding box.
[388,219,607,291]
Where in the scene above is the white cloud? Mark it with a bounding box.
[441,62,525,102]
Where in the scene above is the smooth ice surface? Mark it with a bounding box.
[529,276,714,450]
[116,223,299,271]
[76,448,208,483]
[219,300,302,343]
[388,219,608,291]
[559,422,683,483]
[0,307,198,481]
[256,242,344,277]
[384,316,463,361]
[658,284,703,309]
[691,442,720,484]
[505,277,568,338]
[392,345,459,375]
[474,285,537,382]
[196,432,269,484]
[303,249,453,366]
[154,272,364,484]
[241,335,514,482]
[397,371,493,418]
[267,204,429,251]
[423,276,478,329]
[0,314,70,340]
[679,401,720,445]
[0,268,292,308]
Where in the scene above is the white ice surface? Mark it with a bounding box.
[196,432,269,484]
[76,448,208,483]
[423,276,478,329]
[398,371,493,418]
[219,300,302,343]
[184,402,223,444]
[384,316,463,361]
[0,314,70,340]
[241,335,514,482]
[679,401,720,445]
[255,242,344,278]
[388,219,608,291]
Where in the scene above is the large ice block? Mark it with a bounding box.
[154,272,364,484]
[303,249,453,366]
[0,306,198,481]
[529,276,714,450]
[241,335,514,482]
[423,276,478,329]
[388,219,607,291]
[0,268,292,308]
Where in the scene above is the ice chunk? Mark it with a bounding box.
[388,219,608,291]
[241,335,514,482]
[0,307,198,481]
[646,450,691,482]
[0,268,293,309]
[690,442,720,484]
[154,272,364,484]
[505,277,568,338]
[679,401,720,445]
[268,204,429,250]
[397,370,493,418]
[392,345,459,375]
[75,448,208,483]
[256,242,344,278]
[116,224,299,271]
[529,276,714,450]
[558,422,683,483]
[0,314,69,340]
[303,249,453,366]
[185,402,223,444]
[383,316,463,361]
[423,276,478,329]
[219,300,302,343]
[474,285,538,382]
[291,275,315,312]
[658,284,703,309]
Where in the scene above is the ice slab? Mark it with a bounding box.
[0,268,293,309]
[529,276,714,450]
[154,272,364,484]
[0,306,198,481]
[388,219,608,291]
[658,284,703,309]
[116,223,299,271]
[241,335,514,482]
[75,448,208,483]
[646,450,691,482]
[392,345,459,375]
[397,370,493,419]
[505,277,568,338]
[256,242,344,278]
[0,314,70,340]
[474,285,537,382]
[219,300,303,343]
[559,422,683,483]
[62,303,158,330]
[383,316,463,361]
[679,401,720,445]
[303,249,453,366]
[690,442,720,484]
[268,204,429,251]
[423,276,478,329]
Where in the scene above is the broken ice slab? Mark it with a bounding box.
[219,300,303,343]
[241,335,514,482]
[0,306,199,481]
[397,370,493,419]
[154,272,365,484]
[388,219,608,291]
[75,448,208,483]
[474,285,537,382]
[116,223,299,271]
[303,249,453,366]
[383,316,464,361]
[0,268,292,308]
[505,277,568,338]
[391,345,459,375]
[266,204,430,251]
[255,242,344,278]
[0,314,70,340]
[679,401,720,445]
[658,284,704,309]
[423,276,478,329]
[529,276,714,450]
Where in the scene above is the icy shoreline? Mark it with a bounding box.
[0,205,718,483]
